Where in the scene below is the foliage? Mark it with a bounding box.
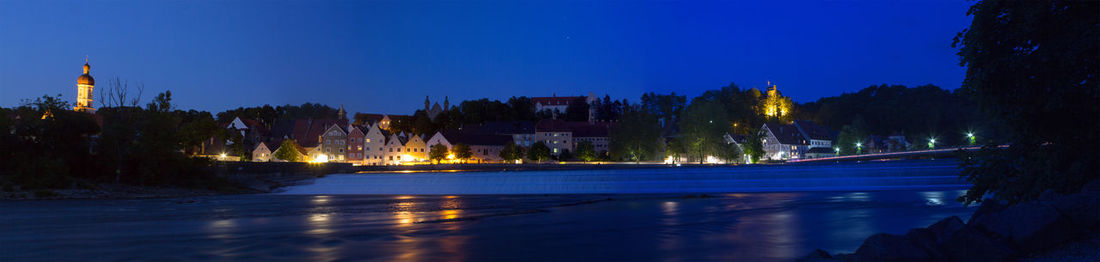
[800,84,982,146]
[742,129,765,164]
[679,96,730,164]
[564,97,590,122]
[0,95,99,189]
[641,92,686,133]
[835,118,869,155]
[716,142,743,164]
[609,105,662,162]
[452,143,472,163]
[219,103,336,128]
[954,0,1100,204]
[527,142,551,163]
[273,139,301,162]
[575,141,597,162]
[429,143,449,164]
[499,143,525,162]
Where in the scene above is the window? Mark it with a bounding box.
[389,156,393,160]
[389,148,393,152]
[366,139,371,143]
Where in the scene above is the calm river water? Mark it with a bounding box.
[0,160,975,261]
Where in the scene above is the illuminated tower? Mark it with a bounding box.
[75,60,96,113]
[760,81,791,119]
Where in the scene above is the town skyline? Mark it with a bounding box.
[0,0,971,115]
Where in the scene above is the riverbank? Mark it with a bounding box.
[799,180,1100,261]
[0,162,355,200]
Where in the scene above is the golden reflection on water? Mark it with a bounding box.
[441,209,462,220]
[389,196,470,261]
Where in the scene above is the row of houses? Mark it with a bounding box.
[724,120,838,162]
[218,109,611,165]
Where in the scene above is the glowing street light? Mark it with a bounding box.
[855,142,862,154]
[966,132,976,145]
[834,147,840,156]
[928,138,936,149]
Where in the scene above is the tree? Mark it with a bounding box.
[564,97,590,122]
[954,1,1100,204]
[641,92,686,132]
[742,129,765,164]
[609,105,662,162]
[717,142,743,164]
[836,118,869,155]
[527,142,551,163]
[575,141,597,162]
[429,144,449,164]
[499,143,525,163]
[273,139,302,162]
[452,143,472,163]
[679,98,729,164]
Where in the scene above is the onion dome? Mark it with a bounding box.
[77,62,94,85]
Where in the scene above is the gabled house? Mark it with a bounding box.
[346,126,365,163]
[383,133,409,165]
[320,124,348,162]
[252,141,274,162]
[760,120,837,161]
[362,123,388,165]
[404,134,428,162]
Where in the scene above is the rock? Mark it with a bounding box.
[926,216,965,243]
[795,249,837,262]
[1050,191,1100,231]
[942,226,1016,261]
[971,202,1077,252]
[1038,189,1065,202]
[852,233,933,261]
[1083,179,1100,192]
[968,200,1007,224]
[905,228,945,260]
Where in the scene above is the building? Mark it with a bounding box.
[535,120,574,155]
[403,134,428,162]
[74,60,95,113]
[361,123,388,165]
[442,132,512,163]
[425,96,449,119]
[534,119,610,156]
[569,122,610,155]
[319,124,348,162]
[531,93,598,121]
[760,120,836,161]
[347,126,365,163]
[760,81,793,120]
[383,133,410,165]
[252,141,274,162]
[459,121,536,147]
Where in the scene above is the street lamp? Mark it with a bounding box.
[834,147,840,156]
[966,132,975,145]
[855,142,862,154]
[928,138,936,149]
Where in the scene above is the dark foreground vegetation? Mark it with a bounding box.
[803,1,1100,260]
[0,90,235,195]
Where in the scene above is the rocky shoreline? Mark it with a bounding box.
[800,180,1100,261]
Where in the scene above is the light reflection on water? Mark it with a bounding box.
[0,189,977,261]
[921,191,944,206]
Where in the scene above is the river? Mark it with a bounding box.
[0,159,975,261]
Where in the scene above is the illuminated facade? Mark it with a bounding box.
[760,81,792,119]
[74,61,95,113]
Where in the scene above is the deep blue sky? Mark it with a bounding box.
[0,0,972,115]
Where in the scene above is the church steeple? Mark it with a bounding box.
[75,58,96,113]
[337,104,347,121]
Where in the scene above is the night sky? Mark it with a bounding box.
[0,0,972,115]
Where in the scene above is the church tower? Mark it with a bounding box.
[74,60,96,113]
